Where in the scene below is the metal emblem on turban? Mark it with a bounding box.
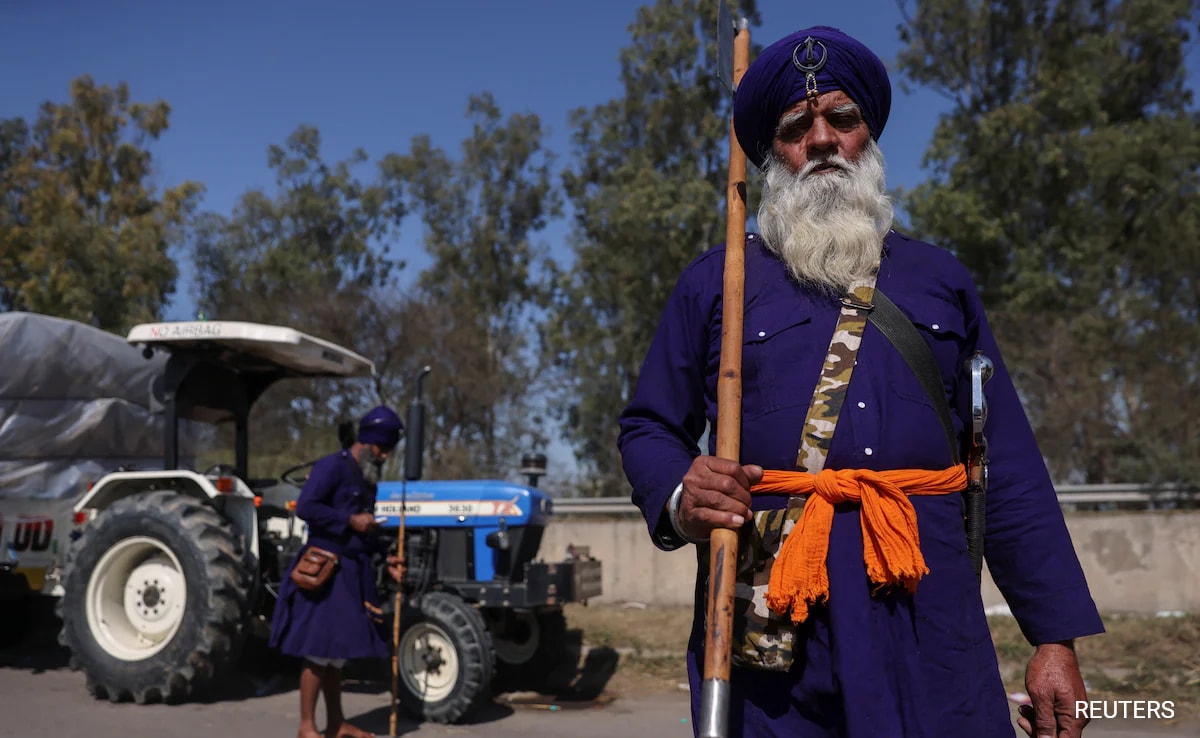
[792,36,828,99]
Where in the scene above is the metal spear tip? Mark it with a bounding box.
[717,0,735,92]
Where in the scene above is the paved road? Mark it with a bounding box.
[0,614,697,738]
[5,662,1198,738]
[2,618,1196,737]
[0,663,694,738]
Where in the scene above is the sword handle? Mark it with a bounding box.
[965,351,993,577]
[965,486,986,576]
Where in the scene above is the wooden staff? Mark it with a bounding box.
[388,505,405,736]
[699,13,751,738]
[391,365,429,735]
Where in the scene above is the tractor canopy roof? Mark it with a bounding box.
[127,321,374,380]
[128,321,374,425]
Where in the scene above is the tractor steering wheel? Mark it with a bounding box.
[280,460,319,487]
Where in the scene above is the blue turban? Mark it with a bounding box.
[358,405,403,448]
[733,26,892,169]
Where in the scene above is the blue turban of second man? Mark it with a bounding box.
[358,405,404,448]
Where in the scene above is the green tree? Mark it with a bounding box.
[0,76,201,332]
[380,93,559,479]
[193,125,403,325]
[191,125,407,475]
[896,0,1200,483]
[547,0,759,494]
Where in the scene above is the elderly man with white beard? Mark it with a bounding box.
[617,25,1104,738]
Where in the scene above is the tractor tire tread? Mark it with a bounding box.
[399,592,495,724]
[56,490,252,704]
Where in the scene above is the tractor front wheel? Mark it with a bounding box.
[397,592,494,723]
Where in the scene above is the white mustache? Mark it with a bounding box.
[799,155,853,179]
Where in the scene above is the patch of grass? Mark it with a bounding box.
[567,603,1200,713]
[565,603,693,656]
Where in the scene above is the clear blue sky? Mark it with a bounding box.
[0,0,967,314]
[1,0,1196,318]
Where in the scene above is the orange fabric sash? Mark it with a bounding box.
[753,465,967,624]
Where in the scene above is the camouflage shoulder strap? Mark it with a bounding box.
[727,268,879,672]
[794,272,879,472]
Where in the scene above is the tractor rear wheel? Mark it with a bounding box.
[397,592,494,723]
[57,491,252,703]
[486,607,570,693]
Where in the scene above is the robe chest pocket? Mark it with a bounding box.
[741,311,818,417]
[888,295,968,406]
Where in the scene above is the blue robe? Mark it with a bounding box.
[618,231,1105,737]
[269,450,389,662]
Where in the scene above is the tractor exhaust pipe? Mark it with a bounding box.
[404,365,432,481]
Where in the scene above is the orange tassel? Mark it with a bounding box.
[757,465,967,623]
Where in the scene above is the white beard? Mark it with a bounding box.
[756,138,894,294]
[358,447,382,484]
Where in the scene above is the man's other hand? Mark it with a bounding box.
[1018,640,1089,738]
[386,555,406,582]
[348,512,380,534]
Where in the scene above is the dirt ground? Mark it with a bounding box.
[563,603,1200,717]
[5,597,1200,720]
[3,600,1200,736]
[558,602,689,698]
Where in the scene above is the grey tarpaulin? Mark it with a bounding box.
[0,312,203,503]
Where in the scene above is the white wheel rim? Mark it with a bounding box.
[491,612,540,665]
[85,536,187,661]
[401,622,460,703]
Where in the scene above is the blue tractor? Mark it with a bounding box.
[372,368,602,722]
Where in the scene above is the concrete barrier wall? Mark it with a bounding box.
[543,515,700,607]
[543,511,1200,614]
